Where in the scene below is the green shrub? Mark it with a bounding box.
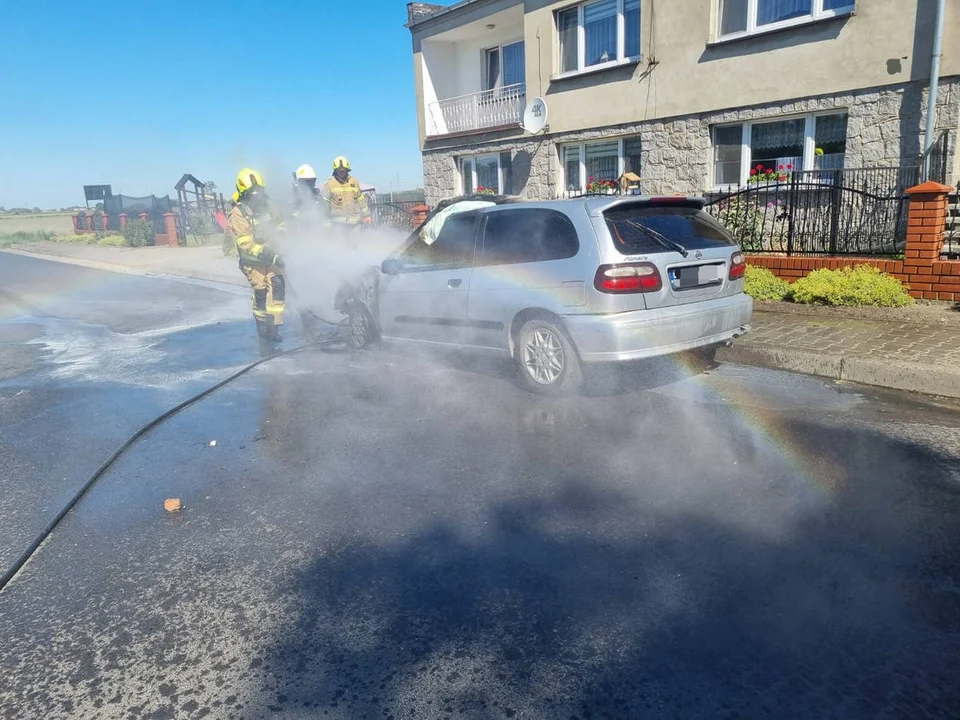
[744,265,792,301]
[123,219,156,248]
[96,234,127,247]
[791,265,912,307]
[0,229,56,247]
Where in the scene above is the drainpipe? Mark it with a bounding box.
[922,0,946,179]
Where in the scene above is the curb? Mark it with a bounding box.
[717,344,960,399]
[0,248,246,289]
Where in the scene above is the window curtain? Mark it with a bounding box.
[558,8,579,72]
[502,42,525,87]
[562,146,581,191]
[756,0,810,25]
[586,140,619,181]
[750,119,805,152]
[624,0,640,57]
[476,157,499,192]
[584,0,617,66]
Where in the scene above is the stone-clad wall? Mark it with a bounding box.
[421,78,960,207]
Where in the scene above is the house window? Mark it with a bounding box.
[557,0,641,75]
[483,41,525,91]
[718,0,854,39]
[561,136,642,194]
[461,153,514,195]
[711,112,848,187]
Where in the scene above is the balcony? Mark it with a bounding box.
[426,83,525,137]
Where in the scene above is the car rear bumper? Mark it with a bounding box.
[563,293,753,362]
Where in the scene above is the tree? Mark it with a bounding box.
[32,206,40,213]
[95,202,104,212]
[203,181,217,193]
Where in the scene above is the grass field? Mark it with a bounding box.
[0,213,76,235]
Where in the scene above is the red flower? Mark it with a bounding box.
[765,168,773,174]
[786,163,793,170]
[778,164,784,170]
[750,169,757,175]
[588,176,595,181]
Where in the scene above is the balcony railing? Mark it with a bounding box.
[426,83,525,137]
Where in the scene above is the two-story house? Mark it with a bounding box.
[407,0,959,207]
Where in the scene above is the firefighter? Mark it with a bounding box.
[228,168,286,342]
[291,163,328,231]
[319,156,371,226]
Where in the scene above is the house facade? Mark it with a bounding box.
[407,0,960,206]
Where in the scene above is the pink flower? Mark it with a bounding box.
[588,176,595,182]
[786,163,793,170]
[778,164,784,170]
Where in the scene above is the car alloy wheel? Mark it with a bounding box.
[522,327,565,385]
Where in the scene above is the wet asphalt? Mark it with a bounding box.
[1,253,959,719]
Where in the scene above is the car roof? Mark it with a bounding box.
[434,194,707,218]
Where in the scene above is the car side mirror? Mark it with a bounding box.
[381,258,402,275]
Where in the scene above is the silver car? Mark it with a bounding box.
[336,194,752,394]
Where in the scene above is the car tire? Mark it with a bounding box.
[516,319,582,396]
[345,301,377,350]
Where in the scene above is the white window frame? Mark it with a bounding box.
[560,137,640,195]
[461,154,503,194]
[710,111,848,190]
[717,0,855,41]
[482,40,525,91]
[555,0,641,79]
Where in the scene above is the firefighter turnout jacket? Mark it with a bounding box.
[320,176,370,223]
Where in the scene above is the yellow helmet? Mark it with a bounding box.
[332,156,351,172]
[295,164,317,181]
[235,168,265,195]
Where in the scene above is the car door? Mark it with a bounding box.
[378,211,480,345]
[467,207,582,350]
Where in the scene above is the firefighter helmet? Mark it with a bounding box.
[295,164,317,181]
[332,156,351,172]
[236,168,265,195]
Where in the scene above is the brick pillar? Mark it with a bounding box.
[162,212,178,246]
[119,213,127,232]
[410,204,430,228]
[138,212,148,222]
[85,212,94,234]
[72,214,83,234]
[100,214,109,232]
[904,181,951,299]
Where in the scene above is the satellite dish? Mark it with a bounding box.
[521,97,548,134]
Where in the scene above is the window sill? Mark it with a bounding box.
[550,57,642,82]
[708,10,854,48]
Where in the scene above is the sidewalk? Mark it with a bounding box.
[4,242,960,398]
[719,303,960,399]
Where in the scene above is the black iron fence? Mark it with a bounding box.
[371,198,425,232]
[705,166,921,256]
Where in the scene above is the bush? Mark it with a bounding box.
[744,265,792,301]
[791,265,912,307]
[96,234,127,247]
[123,219,156,248]
[0,229,56,247]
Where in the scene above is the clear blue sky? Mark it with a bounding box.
[0,0,423,209]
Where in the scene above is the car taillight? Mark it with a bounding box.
[729,251,746,280]
[594,263,662,293]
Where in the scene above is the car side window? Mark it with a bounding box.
[479,208,579,266]
[401,212,479,268]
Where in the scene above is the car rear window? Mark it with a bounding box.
[604,205,736,255]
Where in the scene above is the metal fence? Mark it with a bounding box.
[371,199,424,232]
[705,166,921,256]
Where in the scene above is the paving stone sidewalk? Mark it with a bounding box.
[719,309,960,398]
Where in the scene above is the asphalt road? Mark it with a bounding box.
[1,254,959,719]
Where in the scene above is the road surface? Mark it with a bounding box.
[1,253,959,719]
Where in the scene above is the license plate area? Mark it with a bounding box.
[669,263,724,290]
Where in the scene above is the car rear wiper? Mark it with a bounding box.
[623,219,689,258]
